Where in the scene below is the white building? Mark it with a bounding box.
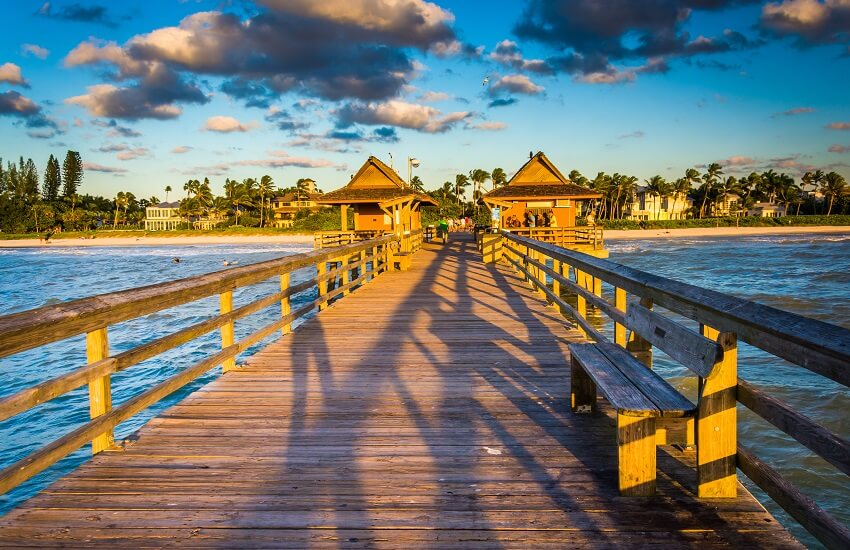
[747,202,787,218]
[144,202,181,231]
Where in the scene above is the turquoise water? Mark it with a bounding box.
[0,235,848,548]
[605,233,850,549]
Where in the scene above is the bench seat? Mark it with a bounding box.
[570,342,695,418]
[569,342,696,496]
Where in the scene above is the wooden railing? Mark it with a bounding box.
[0,235,397,496]
[504,226,604,250]
[314,230,386,249]
[498,231,850,550]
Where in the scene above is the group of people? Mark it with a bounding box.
[503,209,559,229]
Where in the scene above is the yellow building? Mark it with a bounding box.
[144,202,181,231]
[270,192,327,228]
[626,188,692,220]
[481,152,600,229]
[318,156,436,234]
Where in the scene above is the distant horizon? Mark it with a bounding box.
[1,1,849,198]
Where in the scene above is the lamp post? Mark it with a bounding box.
[408,157,420,186]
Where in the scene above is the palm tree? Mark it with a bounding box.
[821,172,848,215]
[455,173,470,205]
[715,176,742,216]
[699,163,722,218]
[195,180,214,218]
[644,176,671,220]
[164,185,172,203]
[113,192,127,228]
[469,169,491,213]
[257,175,275,227]
[409,175,424,193]
[232,183,253,226]
[590,172,612,219]
[491,168,507,189]
[670,178,689,219]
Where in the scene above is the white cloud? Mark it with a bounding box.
[469,121,507,131]
[419,91,451,102]
[337,99,470,133]
[171,145,192,154]
[203,115,258,133]
[116,147,151,161]
[21,44,50,59]
[490,74,544,95]
[66,84,183,119]
[84,162,128,173]
[0,63,28,86]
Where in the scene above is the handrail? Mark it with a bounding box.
[0,234,398,496]
[504,226,604,250]
[498,231,850,549]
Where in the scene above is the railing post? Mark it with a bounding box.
[318,260,328,310]
[552,259,561,302]
[280,273,291,335]
[342,253,351,296]
[614,287,627,347]
[369,244,378,281]
[220,291,235,372]
[698,327,738,498]
[627,297,653,367]
[86,327,114,454]
[575,269,588,338]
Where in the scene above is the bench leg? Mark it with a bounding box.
[570,356,597,413]
[617,414,656,496]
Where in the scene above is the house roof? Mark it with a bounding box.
[153,201,180,208]
[482,152,601,201]
[318,156,437,206]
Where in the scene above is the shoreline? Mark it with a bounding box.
[604,225,850,240]
[0,225,848,248]
[0,234,315,248]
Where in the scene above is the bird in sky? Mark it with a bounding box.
[482,76,489,86]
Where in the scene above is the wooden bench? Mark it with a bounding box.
[393,252,412,271]
[569,303,728,497]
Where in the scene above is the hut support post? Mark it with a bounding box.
[318,261,328,310]
[340,205,348,232]
[220,291,236,372]
[86,327,114,454]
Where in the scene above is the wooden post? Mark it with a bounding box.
[340,205,348,232]
[318,261,328,310]
[220,291,235,372]
[697,327,738,498]
[86,327,114,454]
[614,287,627,347]
[342,253,351,296]
[552,259,561,300]
[618,414,657,496]
[369,245,378,281]
[280,273,291,335]
[575,269,587,337]
[570,355,596,413]
[627,297,653,367]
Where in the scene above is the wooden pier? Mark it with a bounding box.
[1,232,848,548]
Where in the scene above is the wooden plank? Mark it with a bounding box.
[594,343,695,418]
[85,328,113,454]
[737,379,850,477]
[625,303,721,377]
[738,444,850,550]
[568,344,659,417]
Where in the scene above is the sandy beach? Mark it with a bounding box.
[0,225,848,248]
[0,234,315,248]
[604,225,850,240]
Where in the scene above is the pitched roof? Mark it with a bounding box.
[318,156,436,205]
[153,201,181,208]
[482,152,601,200]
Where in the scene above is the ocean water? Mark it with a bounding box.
[0,243,315,515]
[0,235,848,548]
[605,233,850,549]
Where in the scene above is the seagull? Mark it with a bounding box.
[482,76,490,86]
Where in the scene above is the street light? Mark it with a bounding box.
[408,157,420,186]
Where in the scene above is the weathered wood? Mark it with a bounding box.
[220,290,235,373]
[279,272,291,335]
[738,444,850,550]
[615,287,627,347]
[503,232,850,387]
[0,236,395,359]
[85,327,113,454]
[697,329,737,498]
[618,414,656,496]
[738,379,850,477]
[625,303,722,377]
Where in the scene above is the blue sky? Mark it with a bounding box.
[1,0,849,199]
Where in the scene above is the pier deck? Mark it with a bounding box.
[0,236,799,548]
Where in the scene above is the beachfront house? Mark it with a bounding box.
[746,202,787,218]
[317,156,436,235]
[270,191,327,229]
[144,201,181,231]
[481,152,601,229]
[625,187,692,221]
[713,193,744,217]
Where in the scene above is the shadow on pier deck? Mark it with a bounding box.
[0,234,799,548]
